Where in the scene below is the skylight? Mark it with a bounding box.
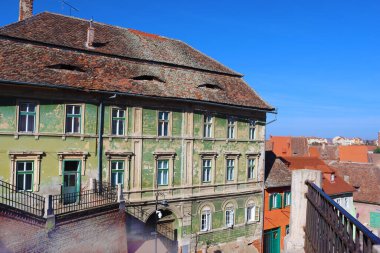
[197,83,223,90]
[46,64,85,73]
[131,75,165,83]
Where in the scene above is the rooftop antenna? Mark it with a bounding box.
[59,0,79,16]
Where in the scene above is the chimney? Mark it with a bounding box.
[19,0,34,21]
[344,175,350,183]
[86,20,95,48]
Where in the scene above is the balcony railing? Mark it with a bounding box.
[52,182,117,216]
[0,179,45,217]
[305,181,380,253]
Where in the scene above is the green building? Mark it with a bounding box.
[0,9,274,252]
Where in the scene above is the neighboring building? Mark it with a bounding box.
[329,161,380,235]
[268,136,309,157]
[281,156,356,215]
[263,151,292,253]
[0,3,274,252]
[332,136,364,146]
[309,145,339,161]
[306,137,328,146]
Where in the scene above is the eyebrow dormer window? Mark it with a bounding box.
[46,64,85,72]
[131,75,165,83]
[197,83,223,90]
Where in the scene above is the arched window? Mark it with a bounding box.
[200,206,212,232]
[225,203,235,228]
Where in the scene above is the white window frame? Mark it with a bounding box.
[246,205,260,223]
[202,159,212,183]
[65,104,83,134]
[157,159,169,186]
[226,159,234,181]
[284,191,291,206]
[249,120,256,140]
[158,111,170,137]
[247,158,256,180]
[200,207,211,232]
[227,118,236,139]
[203,115,213,138]
[225,208,234,227]
[111,107,126,136]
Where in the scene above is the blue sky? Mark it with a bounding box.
[1,0,379,140]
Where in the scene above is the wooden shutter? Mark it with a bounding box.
[277,194,282,208]
[254,206,260,221]
[269,194,273,210]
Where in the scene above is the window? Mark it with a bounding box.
[16,161,34,191]
[111,108,125,135]
[249,120,256,140]
[65,105,81,134]
[247,205,260,222]
[203,115,212,138]
[202,159,211,182]
[111,161,124,187]
[286,225,290,235]
[158,111,169,137]
[18,102,36,133]
[269,193,282,210]
[157,160,169,185]
[201,208,211,232]
[225,208,234,227]
[227,118,235,139]
[247,159,256,179]
[226,159,234,181]
[284,191,291,206]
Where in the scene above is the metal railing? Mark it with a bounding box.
[52,182,117,215]
[305,181,380,253]
[0,179,45,217]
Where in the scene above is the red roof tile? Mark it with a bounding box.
[0,12,273,110]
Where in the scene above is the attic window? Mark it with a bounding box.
[46,64,85,73]
[131,75,165,83]
[197,83,223,90]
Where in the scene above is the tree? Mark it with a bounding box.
[374,147,380,154]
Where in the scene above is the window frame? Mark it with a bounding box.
[247,158,256,180]
[284,191,291,207]
[227,117,236,139]
[65,104,83,134]
[225,208,235,227]
[202,159,212,183]
[226,159,235,181]
[249,120,256,140]
[200,208,212,232]
[203,115,213,138]
[157,111,170,137]
[17,102,37,133]
[269,192,283,210]
[16,161,34,192]
[110,160,125,188]
[111,107,126,136]
[157,159,169,186]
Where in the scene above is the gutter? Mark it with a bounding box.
[0,79,276,114]
[97,100,104,187]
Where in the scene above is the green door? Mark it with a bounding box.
[63,160,81,204]
[264,227,281,253]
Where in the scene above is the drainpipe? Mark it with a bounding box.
[97,100,104,188]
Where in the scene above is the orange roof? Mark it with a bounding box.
[322,175,355,195]
[338,145,369,163]
[309,146,320,157]
[280,156,334,173]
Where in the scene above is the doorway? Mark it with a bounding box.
[63,160,81,204]
[264,227,281,253]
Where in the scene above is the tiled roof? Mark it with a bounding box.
[309,145,339,161]
[329,161,380,204]
[338,145,369,163]
[265,151,292,188]
[281,156,355,195]
[280,156,334,173]
[369,153,380,166]
[322,176,355,196]
[0,12,273,110]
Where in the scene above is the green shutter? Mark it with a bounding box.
[277,194,282,209]
[269,194,273,210]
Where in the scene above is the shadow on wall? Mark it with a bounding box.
[126,213,178,253]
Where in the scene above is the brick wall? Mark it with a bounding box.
[0,205,128,252]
